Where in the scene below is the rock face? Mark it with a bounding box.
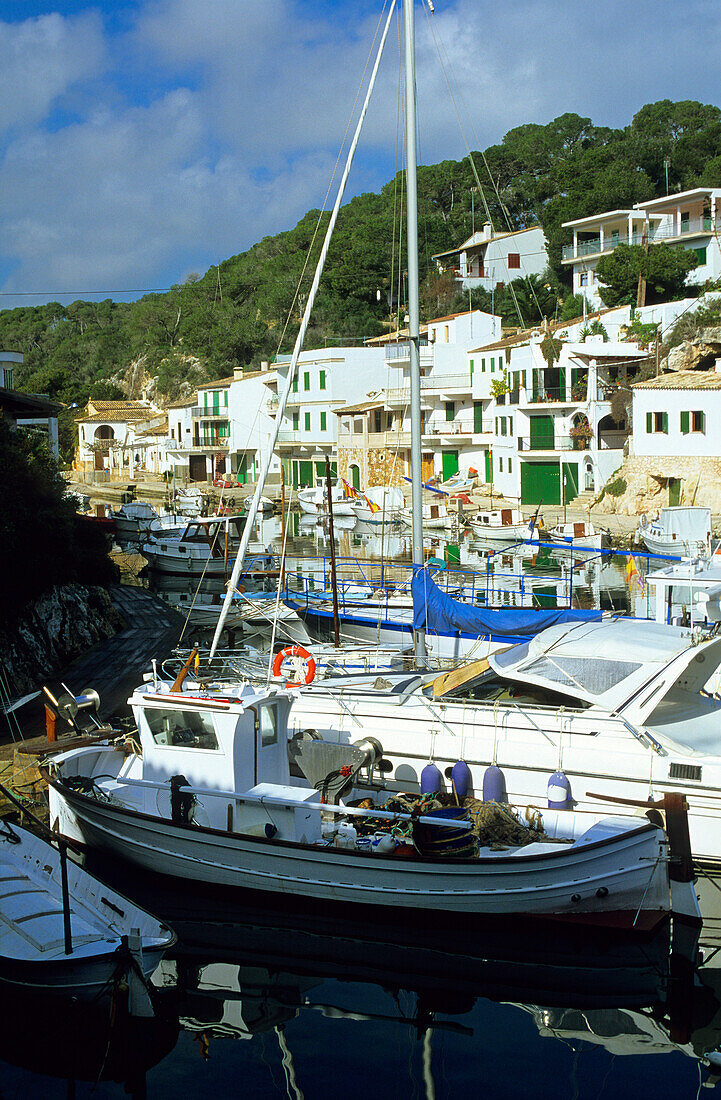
[111,354,210,407]
[662,328,721,373]
[0,585,124,697]
[595,455,721,518]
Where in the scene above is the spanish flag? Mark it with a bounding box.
[626,554,645,593]
[341,478,359,500]
[363,493,380,514]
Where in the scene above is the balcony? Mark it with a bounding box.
[422,373,473,392]
[517,436,576,452]
[195,437,229,450]
[521,388,583,406]
[561,216,720,262]
[191,407,229,421]
[277,429,301,444]
[366,430,411,448]
[384,342,432,363]
[424,419,492,437]
[649,215,716,243]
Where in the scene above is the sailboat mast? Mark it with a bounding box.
[404,0,426,661]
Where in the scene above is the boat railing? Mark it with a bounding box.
[112,776,473,830]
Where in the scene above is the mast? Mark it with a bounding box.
[209,0,397,658]
[404,0,426,661]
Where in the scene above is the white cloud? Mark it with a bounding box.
[0,12,106,135]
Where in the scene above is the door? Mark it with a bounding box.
[351,464,361,490]
[442,450,459,481]
[298,461,314,488]
[521,461,560,505]
[189,454,207,482]
[236,454,248,484]
[473,402,484,434]
[561,461,579,504]
[422,453,434,481]
[669,478,681,506]
[485,449,492,483]
[529,415,554,450]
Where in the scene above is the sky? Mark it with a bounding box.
[2,0,721,313]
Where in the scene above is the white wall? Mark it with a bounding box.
[633,387,721,457]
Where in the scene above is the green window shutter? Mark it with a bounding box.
[292,412,299,431]
[304,372,310,391]
[224,391,228,406]
[508,458,512,474]
[491,358,495,372]
[646,412,652,433]
[320,411,327,431]
[509,416,513,435]
[481,359,486,372]
[473,401,483,433]
[304,411,311,431]
[701,411,706,434]
[319,370,326,390]
[292,377,298,393]
[662,412,668,434]
[469,359,474,381]
[445,401,455,421]
[680,410,689,434]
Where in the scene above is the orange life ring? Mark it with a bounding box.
[271,645,317,687]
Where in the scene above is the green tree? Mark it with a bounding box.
[595,242,699,306]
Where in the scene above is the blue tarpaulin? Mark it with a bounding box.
[411,566,602,639]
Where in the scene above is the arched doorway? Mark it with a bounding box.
[93,424,114,471]
[584,458,594,492]
[597,413,626,450]
[349,463,361,491]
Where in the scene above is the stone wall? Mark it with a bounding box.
[595,454,721,516]
[0,585,124,697]
[337,445,407,487]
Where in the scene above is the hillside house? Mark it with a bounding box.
[433,224,547,293]
[0,350,60,457]
[74,399,162,480]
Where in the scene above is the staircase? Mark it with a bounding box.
[565,490,596,510]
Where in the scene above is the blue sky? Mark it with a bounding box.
[2,0,721,312]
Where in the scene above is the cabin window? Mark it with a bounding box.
[258,705,278,747]
[520,656,641,695]
[145,708,219,750]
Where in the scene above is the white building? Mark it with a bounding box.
[562,188,721,308]
[227,369,280,487]
[433,224,548,293]
[74,399,163,480]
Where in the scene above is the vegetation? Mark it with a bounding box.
[0,421,117,621]
[3,97,721,452]
[603,476,628,498]
[595,242,699,307]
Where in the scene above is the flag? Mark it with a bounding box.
[626,554,645,593]
[363,493,380,514]
[341,478,359,499]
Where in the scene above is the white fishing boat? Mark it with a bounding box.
[298,485,357,517]
[352,486,405,524]
[113,501,161,545]
[162,592,248,630]
[0,817,174,999]
[637,507,712,559]
[546,520,605,550]
[243,495,274,515]
[142,514,250,577]
[286,614,721,867]
[471,508,540,544]
[46,677,694,929]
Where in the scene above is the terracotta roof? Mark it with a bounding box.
[633,370,721,390]
[196,376,234,389]
[167,395,197,408]
[335,400,386,414]
[365,324,429,345]
[137,418,168,435]
[78,401,158,423]
[433,224,542,259]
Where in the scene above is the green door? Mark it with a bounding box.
[351,464,361,490]
[442,450,459,481]
[236,454,248,484]
[561,461,579,504]
[299,461,314,488]
[529,415,554,450]
[669,478,681,506]
[484,449,492,483]
[473,401,484,433]
[521,461,560,505]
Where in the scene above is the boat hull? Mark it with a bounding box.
[49,783,669,928]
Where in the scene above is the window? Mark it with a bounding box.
[374,409,382,433]
[319,369,326,390]
[444,325,450,342]
[507,253,521,269]
[145,707,219,750]
[445,401,455,422]
[320,411,327,431]
[692,410,706,433]
[490,357,495,372]
[579,272,588,287]
[500,417,507,436]
[481,358,486,372]
[646,411,668,434]
[498,456,503,472]
[469,358,474,381]
[681,211,690,233]
[508,457,512,474]
[694,246,707,265]
[224,391,228,406]
[304,411,311,431]
[292,411,300,431]
[509,416,514,435]
[354,418,364,434]
[304,371,310,391]
[292,376,298,394]
[495,417,499,434]
[258,705,278,747]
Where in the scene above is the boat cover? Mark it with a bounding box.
[412,567,602,639]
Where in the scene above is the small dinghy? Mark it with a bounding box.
[0,817,174,1000]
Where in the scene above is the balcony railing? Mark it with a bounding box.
[277,429,301,443]
[421,373,473,392]
[562,216,720,262]
[191,407,229,421]
[384,342,431,361]
[424,420,492,436]
[386,387,411,404]
[523,388,571,404]
[517,436,578,452]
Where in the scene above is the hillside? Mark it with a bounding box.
[3,98,721,459]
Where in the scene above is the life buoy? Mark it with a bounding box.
[271,645,317,687]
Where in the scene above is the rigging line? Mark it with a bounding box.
[266,483,295,686]
[272,0,392,363]
[389,7,402,336]
[422,6,538,328]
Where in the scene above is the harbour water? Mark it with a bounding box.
[4,505,712,1097]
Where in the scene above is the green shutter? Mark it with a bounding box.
[662,412,668,434]
[646,412,652,433]
[292,412,299,431]
[304,411,311,431]
[292,376,298,393]
[481,359,486,372]
[319,370,326,390]
[701,410,706,434]
[445,401,455,421]
[304,372,310,391]
[680,410,689,434]
[473,401,484,433]
[320,411,327,431]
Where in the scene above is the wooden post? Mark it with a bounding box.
[45,705,57,743]
[59,840,73,955]
[325,456,341,648]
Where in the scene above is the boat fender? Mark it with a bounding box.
[451,760,472,800]
[372,834,397,855]
[271,644,317,686]
[482,764,505,803]
[547,770,572,810]
[421,762,443,794]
